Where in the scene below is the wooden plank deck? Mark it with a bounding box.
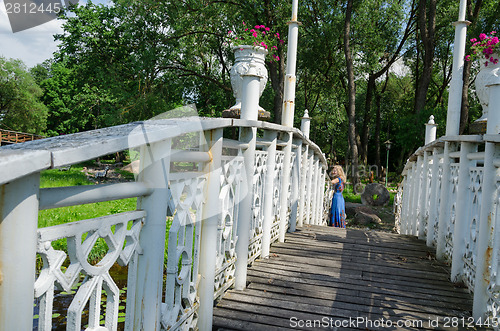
[213,225,476,331]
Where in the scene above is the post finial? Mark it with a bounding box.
[303,109,310,119]
[428,115,435,125]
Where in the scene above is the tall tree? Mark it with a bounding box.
[343,0,359,186]
[414,0,437,114]
[0,57,47,134]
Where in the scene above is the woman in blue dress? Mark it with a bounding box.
[330,165,346,228]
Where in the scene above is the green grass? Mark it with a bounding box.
[38,164,137,267]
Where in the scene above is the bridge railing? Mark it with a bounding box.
[396,133,500,322]
[0,116,329,330]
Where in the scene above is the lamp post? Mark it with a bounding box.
[384,140,392,187]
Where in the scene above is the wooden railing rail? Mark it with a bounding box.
[0,116,330,330]
[0,128,45,145]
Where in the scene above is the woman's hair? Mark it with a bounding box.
[333,165,346,184]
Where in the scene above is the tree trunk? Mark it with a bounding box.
[344,0,359,187]
[414,0,436,114]
[360,75,375,165]
[461,0,484,134]
[268,56,285,124]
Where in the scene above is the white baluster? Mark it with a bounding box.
[427,147,443,247]
[437,142,453,260]
[288,138,302,232]
[0,173,41,330]
[304,149,314,225]
[261,131,277,258]
[132,140,171,329]
[451,141,476,282]
[297,144,309,227]
[198,129,223,330]
[279,131,293,242]
[418,151,431,239]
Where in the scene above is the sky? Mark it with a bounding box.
[0,0,110,68]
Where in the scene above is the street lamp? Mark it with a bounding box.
[384,140,392,187]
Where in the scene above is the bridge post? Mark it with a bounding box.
[436,141,454,260]
[234,68,261,290]
[261,130,277,258]
[297,143,309,227]
[418,151,430,239]
[132,140,171,330]
[311,156,319,225]
[473,82,500,319]
[451,141,476,282]
[427,147,443,247]
[197,128,224,330]
[288,138,302,232]
[279,131,293,242]
[304,150,314,224]
[411,156,423,236]
[0,173,41,331]
[297,111,311,227]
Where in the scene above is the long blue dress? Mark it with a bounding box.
[330,178,346,228]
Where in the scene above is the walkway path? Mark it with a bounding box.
[213,225,474,330]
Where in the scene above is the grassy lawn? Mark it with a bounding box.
[38,163,138,265]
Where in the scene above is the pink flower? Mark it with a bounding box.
[465,55,471,61]
[245,28,248,31]
[255,25,260,29]
[260,25,265,29]
[243,21,246,26]
[471,38,477,42]
[276,33,280,38]
[252,32,258,37]
[228,30,232,34]
[265,27,270,31]
[492,37,499,44]
[491,31,497,34]
[480,33,487,40]
[272,46,278,50]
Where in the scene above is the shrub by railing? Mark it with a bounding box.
[395,133,500,322]
[0,116,329,330]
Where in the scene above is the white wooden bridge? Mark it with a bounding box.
[1,111,496,331]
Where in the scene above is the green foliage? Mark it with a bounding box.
[0,56,48,133]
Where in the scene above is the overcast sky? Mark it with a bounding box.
[0,0,109,68]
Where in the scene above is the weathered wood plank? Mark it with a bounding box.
[212,227,474,331]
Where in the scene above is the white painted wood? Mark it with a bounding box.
[39,182,153,210]
[288,139,302,232]
[198,129,223,331]
[436,142,454,260]
[304,149,314,225]
[0,173,40,331]
[0,150,50,185]
[297,144,309,227]
[262,131,278,258]
[279,132,293,242]
[427,147,443,247]
[451,142,476,281]
[234,74,260,291]
[418,152,430,239]
[132,140,171,330]
[473,142,500,319]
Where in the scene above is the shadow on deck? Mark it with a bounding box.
[213,225,474,330]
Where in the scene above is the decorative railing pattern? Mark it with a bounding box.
[395,135,500,322]
[0,117,328,331]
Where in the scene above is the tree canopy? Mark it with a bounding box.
[3,0,499,179]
